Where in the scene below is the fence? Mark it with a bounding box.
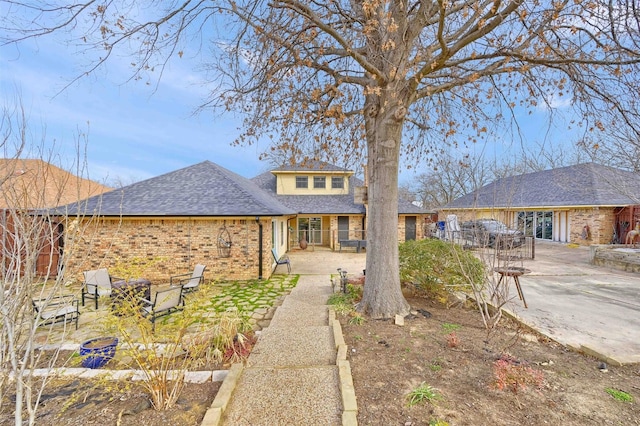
[496,236,535,260]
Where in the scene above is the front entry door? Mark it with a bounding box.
[338,216,349,241]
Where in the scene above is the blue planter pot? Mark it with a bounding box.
[80,337,118,369]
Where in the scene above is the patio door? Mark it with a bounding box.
[298,217,322,244]
[536,211,553,240]
[518,211,554,240]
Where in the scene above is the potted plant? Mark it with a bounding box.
[79,337,118,369]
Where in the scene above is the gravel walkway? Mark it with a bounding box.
[220,274,344,425]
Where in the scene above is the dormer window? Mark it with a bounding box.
[296,176,308,188]
[314,176,326,189]
[331,176,344,189]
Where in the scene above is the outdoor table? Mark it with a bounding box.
[493,267,530,308]
[111,278,151,312]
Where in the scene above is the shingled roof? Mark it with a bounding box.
[445,162,640,209]
[58,161,295,217]
[252,169,424,215]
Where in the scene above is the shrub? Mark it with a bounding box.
[445,332,460,348]
[492,356,544,394]
[399,239,485,300]
[97,281,253,410]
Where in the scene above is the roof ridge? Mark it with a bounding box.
[205,162,292,213]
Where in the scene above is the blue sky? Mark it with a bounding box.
[1,35,272,186]
[1,29,581,188]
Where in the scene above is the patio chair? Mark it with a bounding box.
[140,285,184,331]
[82,268,121,309]
[170,264,206,293]
[33,295,80,330]
[271,248,291,273]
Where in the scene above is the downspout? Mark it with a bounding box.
[256,217,263,280]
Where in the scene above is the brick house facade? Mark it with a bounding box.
[58,161,295,283]
[440,163,640,246]
[59,160,426,284]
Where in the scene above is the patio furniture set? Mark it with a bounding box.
[32,264,207,331]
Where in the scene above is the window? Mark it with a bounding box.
[296,176,308,188]
[313,176,326,189]
[331,176,344,189]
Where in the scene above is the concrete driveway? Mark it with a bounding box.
[286,242,640,365]
[503,241,640,365]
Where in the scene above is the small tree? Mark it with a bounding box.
[0,101,103,425]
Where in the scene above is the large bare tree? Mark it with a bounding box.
[3,0,640,317]
[410,140,585,210]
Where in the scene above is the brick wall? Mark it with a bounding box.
[63,217,272,284]
[570,207,616,245]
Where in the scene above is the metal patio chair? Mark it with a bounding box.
[170,264,206,293]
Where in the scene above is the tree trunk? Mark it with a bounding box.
[358,95,411,319]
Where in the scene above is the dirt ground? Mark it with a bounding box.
[0,359,222,426]
[342,295,640,426]
[0,332,260,425]
[3,378,220,426]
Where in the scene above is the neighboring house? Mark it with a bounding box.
[58,161,296,282]
[1,159,111,276]
[252,161,428,250]
[440,162,640,245]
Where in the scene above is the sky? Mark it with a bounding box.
[1,34,273,186]
[1,17,581,189]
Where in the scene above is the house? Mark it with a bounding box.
[252,162,428,250]
[1,158,111,277]
[440,162,640,245]
[58,160,427,283]
[58,161,296,282]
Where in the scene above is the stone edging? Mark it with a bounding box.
[330,308,358,426]
[199,308,359,426]
[200,363,244,426]
[23,367,228,384]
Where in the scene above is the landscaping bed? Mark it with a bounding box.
[342,295,640,425]
[0,377,220,426]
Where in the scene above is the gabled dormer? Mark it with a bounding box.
[270,162,354,196]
